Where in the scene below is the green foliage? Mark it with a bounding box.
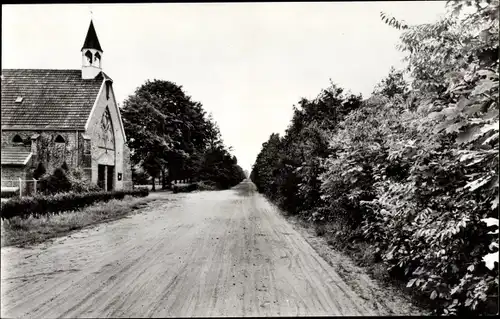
[172,183,198,193]
[0,189,149,220]
[380,11,409,30]
[37,167,100,194]
[39,168,71,195]
[252,83,363,216]
[197,144,246,189]
[61,162,69,171]
[121,80,245,190]
[33,162,46,180]
[196,180,217,191]
[251,1,498,315]
[0,188,19,199]
[372,67,409,99]
[66,167,101,193]
[132,166,150,185]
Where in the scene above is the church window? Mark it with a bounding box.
[12,134,23,144]
[100,108,114,150]
[55,135,65,143]
[94,52,101,68]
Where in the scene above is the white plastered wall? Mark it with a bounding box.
[85,80,126,190]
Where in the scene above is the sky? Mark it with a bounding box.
[2,2,448,173]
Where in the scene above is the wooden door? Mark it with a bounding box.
[98,164,105,190]
[107,165,114,191]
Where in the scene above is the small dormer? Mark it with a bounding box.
[81,20,103,80]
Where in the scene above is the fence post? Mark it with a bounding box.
[19,177,22,198]
[33,178,37,195]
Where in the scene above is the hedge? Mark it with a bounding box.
[0,188,149,220]
[0,188,19,199]
[172,183,198,193]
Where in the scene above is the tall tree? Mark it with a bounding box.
[121,80,212,188]
[122,79,245,190]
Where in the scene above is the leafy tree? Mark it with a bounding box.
[121,80,209,189]
[122,79,245,190]
[372,67,409,99]
[251,82,362,216]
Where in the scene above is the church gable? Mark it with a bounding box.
[85,79,126,143]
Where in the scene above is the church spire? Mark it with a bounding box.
[81,19,103,79]
[81,20,103,52]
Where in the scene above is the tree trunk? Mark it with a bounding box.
[161,169,166,190]
[151,177,156,191]
[166,173,172,189]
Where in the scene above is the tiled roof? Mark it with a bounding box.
[0,147,32,166]
[82,20,103,52]
[1,69,107,130]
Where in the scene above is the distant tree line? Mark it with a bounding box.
[120,79,245,190]
[251,0,498,315]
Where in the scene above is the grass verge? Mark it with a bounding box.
[1,195,155,248]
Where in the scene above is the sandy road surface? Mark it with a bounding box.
[1,181,421,317]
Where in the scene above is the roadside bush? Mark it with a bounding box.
[1,188,19,199]
[39,167,71,194]
[61,161,69,171]
[172,183,198,193]
[0,188,149,220]
[32,162,46,180]
[66,167,101,193]
[132,168,150,185]
[196,181,217,191]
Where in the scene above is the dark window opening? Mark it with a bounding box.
[12,135,23,144]
[106,82,110,100]
[85,50,93,65]
[94,52,101,63]
[55,135,65,143]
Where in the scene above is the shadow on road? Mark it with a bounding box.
[232,179,257,196]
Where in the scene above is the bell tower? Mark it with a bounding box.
[81,20,103,79]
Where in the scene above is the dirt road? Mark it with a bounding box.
[1,181,421,317]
